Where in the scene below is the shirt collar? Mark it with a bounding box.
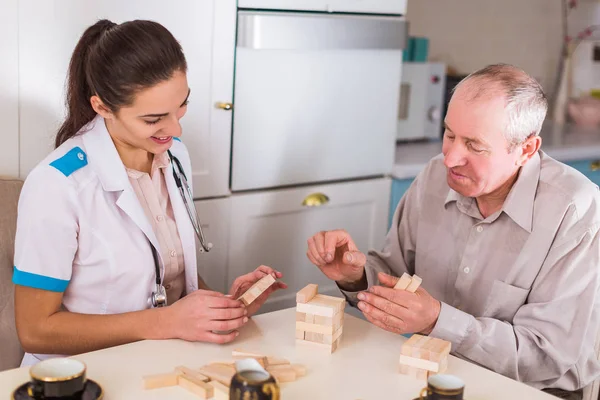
[444,151,541,232]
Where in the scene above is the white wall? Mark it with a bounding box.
[405,0,600,97]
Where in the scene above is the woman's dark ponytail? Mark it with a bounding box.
[55,20,116,148]
[55,19,187,148]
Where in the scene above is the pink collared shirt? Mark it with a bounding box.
[126,152,185,305]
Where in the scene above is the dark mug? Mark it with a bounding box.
[27,358,87,399]
[230,359,280,400]
[419,374,465,400]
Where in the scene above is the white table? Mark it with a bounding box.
[0,308,557,399]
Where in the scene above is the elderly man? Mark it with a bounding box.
[306,64,600,399]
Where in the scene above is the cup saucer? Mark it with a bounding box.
[12,379,103,400]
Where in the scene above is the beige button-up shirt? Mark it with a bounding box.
[126,152,186,305]
[342,151,600,391]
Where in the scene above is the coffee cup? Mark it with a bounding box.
[419,374,465,400]
[27,358,87,399]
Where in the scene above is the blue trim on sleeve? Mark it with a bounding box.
[49,147,88,177]
[12,266,70,292]
[172,137,181,142]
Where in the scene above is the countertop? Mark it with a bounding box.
[393,121,600,180]
[0,308,556,400]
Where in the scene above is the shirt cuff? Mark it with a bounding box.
[428,302,474,351]
[336,265,379,306]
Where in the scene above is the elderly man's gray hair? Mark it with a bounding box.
[453,63,548,150]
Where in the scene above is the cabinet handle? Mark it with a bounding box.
[591,161,600,171]
[302,193,330,207]
[215,102,233,111]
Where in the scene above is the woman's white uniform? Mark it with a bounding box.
[13,114,199,366]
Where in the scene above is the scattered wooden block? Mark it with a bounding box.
[266,365,297,382]
[406,275,422,293]
[290,364,307,377]
[237,274,276,306]
[174,366,210,382]
[178,374,214,399]
[231,349,268,367]
[266,357,290,366]
[394,272,413,290]
[296,284,318,303]
[209,380,230,400]
[143,372,180,389]
[199,363,236,386]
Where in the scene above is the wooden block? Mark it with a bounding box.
[296,321,334,335]
[314,312,344,330]
[178,374,214,399]
[174,366,210,382]
[143,372,180,389]
[290,364,307,377]
[296,312,306,322]
[399,363,428,381]
[305,313,315,323]
[296,284,318,303]
[233,355,268,368]
[399,355,441,372]
[296,302,335,317]
[266,357,290,366]
[402,334,450,363]
[296,339,335,353]
[401,334,430,357]
[312,294,345,314]
[199,364,236,386]
[305,331,324,342]
[209,380,230,400]
[394,273,413,290]
[232,349,268,367]
[266,365,297,382]
[238,274,276,306]
[322,327,343,344]
[296,329,305,340]
[406,275,422,293]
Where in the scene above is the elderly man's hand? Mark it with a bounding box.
[356,272,441,335]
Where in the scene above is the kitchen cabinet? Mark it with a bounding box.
[17,0,235,199]
[566,158,600,187]
[237,0,407,15]
[389,178,414,229]
[194,197,231,294]
[0,0,19,178]
[227,178,391,314]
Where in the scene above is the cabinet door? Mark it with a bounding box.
[18,0,235,199]
[227,178,391,314]
[0,0,19,178]
[238,0,407,15]
[194,198,231,294]
[389,178,414,229]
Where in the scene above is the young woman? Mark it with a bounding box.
[13,19,286,367]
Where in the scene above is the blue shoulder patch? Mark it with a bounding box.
[173,137,181,142]
[49,146,88,177]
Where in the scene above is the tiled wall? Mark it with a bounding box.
[406,0,600,99]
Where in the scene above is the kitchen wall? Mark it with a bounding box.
[406,0,600,99]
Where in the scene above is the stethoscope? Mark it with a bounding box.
[149,150,213,308]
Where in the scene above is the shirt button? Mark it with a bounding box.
[156,215,164,222]
[476,226,483,233]
[170,250,176,257]
[77,152,84,161]
[463,267,470,274]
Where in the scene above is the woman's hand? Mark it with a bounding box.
[166,290,248,344]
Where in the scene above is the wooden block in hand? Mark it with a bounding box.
[143,372,180,389]
[296,284,318,303]
[238,274,276,306]
[406,275,422,293]
[209,380,230,400]
[178,374,214,399]
[394,273,412,290]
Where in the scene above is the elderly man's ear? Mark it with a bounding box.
[516,135,542,166]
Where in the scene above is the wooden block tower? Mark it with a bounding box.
[295,284,345,353]
[399,334,451,381]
